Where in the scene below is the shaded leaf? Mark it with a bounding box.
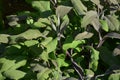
[3,70,26,80]
[65,77,78,80]
[71,0,87,15]
[98,32,120,47]
[103,32,120,39]
[113,45,120,56]
[81,11,98,28]
[75,31,93,40]
[98,46,120,66]
[56,5,72,18]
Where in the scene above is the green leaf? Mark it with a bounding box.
[0,34,9,43]
[85,69,94,78]
[32,1,50,12]
[105,15,120,31]
[33,18,50,28]
[37,68,51,80]
[63,40,85,51]
[46,38,58,53]
[24,40,39,47]
[81,10,98,28]
[75,31,93,40]
[60,16,69,33]
[57,58,69,67]
[0,58,15,72]
[41,37,53,46]
[10,56,27,70]
[9,29,42,44]
[3,70,26,80]
[0,73,5,80]
[86,46,99,71]
[100,20,109,32]
[91,18,101,32]
[40,38,58,61]
[71,0,87,15]
[56,5,72,18]
[108,73,120,80]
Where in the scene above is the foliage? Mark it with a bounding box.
[0,0,120,80]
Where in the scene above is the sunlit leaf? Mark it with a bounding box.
[108,73,120,80]
[33,18,50,28]
[86,46,99,71]
[100,20,109,32]
[10,56,27,70]
[0,73,5,80]
[0,34,9,43]
[9,29,42,44]
[57,58,69,68]
[37,68,51,80]
[71,0,87,15]
[75,31,93,40]
[109,0,119,4]
[85,69,94,78]
[56,5,72,18]
[24,40,39,47]
[32,1,50,12]
[105,15,120,31]
[3,70,26,80]
[81,11,98,28]
[0,58,15,72]
[63,39,85,51]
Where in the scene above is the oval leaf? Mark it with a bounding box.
[56,5,72,18]
[81,11,98,28]
[3,70,26,80]
[71,0,87,15]
[75,31,93,40]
